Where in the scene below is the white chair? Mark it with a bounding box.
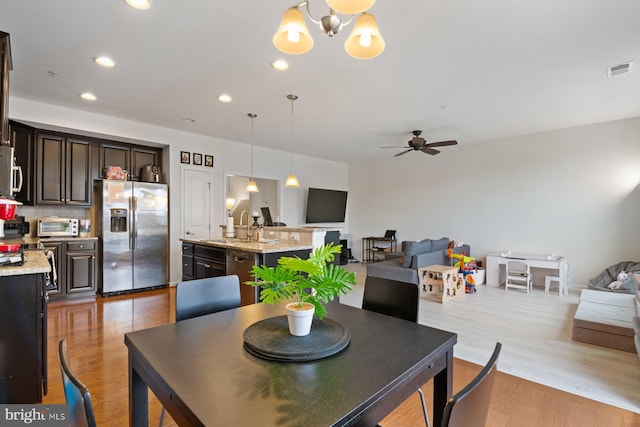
[505,260,532,293]
[545,275,561,295]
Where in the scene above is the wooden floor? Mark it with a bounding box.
[43,284,640,426]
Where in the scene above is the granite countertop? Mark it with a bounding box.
[181,238,312,254]
[0,250,51,276]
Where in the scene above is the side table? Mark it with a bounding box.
[362,236,398,263]
[418,265,464,303]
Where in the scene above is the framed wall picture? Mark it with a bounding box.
[180,151,190,164]
[193,153,203,166]
[205,155,214,167]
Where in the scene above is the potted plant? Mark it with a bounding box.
[247,243,356,336]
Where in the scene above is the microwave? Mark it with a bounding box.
[37,218,79,237]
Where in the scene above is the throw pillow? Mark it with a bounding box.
[431,237,449,252]
[402,239,432,267]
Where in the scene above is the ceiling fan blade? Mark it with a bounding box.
[380,146,410,149]
[425,140,457,148]
[394,149,413,157]
[421,147,440,155]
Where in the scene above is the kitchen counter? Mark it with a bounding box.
[0,250,50,276]
[181,238,312,254]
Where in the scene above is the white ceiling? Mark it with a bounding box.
[2,0,639,163]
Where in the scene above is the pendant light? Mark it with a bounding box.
[246,113,259,193]
[285,94,300,188]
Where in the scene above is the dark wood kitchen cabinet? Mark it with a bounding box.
[36,133,92,206]
[42,239,97,301]
[9,120,35,205]
[0,273,47,403]
[98,141,161,181]
[181,242,226,281]
[0,31,11,145]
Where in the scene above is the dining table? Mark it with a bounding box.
[125,300,457,426]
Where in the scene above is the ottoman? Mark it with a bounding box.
[572,289,637,353]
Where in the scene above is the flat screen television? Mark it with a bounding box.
[305,188,348,223]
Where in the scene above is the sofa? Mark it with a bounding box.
[366,237,471,286]
[572,272,640,353]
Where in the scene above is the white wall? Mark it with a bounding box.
[10,97,349,284]
[349,117,640,285]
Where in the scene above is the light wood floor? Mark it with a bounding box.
[42,277,640,426]
[342,263,640,415]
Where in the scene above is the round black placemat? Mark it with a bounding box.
[243,315,351,362]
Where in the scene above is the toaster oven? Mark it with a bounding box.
[37,218,79,237]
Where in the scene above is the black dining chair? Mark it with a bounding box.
[362,276,430,425]
[440,342,502,427]
[175,275,242,321]
[362,275,419,322]
[59,339,97,427]
[159,275,243,425]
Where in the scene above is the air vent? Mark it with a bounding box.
[607,61,633,78]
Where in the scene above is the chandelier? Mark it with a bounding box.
[273,0,384,59]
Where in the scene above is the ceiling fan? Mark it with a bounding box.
[381,130,458,157]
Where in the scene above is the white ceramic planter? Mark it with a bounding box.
[285,302,315,336]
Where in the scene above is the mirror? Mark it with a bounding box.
[225,175,280,226]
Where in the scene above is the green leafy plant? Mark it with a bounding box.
[247,243,356,319]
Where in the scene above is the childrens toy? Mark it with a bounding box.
[607,271,629,290]
[448,248,478,293]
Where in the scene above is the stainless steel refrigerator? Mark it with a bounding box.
[97,180,168,295]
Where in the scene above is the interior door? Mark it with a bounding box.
[182,168,212,240]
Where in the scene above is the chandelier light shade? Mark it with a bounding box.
[285,94,300,188]
[273,1,382,58]
[344,12,385,59]
[325,0,375,15]
[246,113,259,193]
[273,7,314,55]
[225,197,236,212]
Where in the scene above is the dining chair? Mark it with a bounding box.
[160,275,243,425]
[175,275,242,321]
[59,339,97,427]
[441,342,502,427]
[362,276,430,425]
[505,260,532,293]
[362,275,419,322]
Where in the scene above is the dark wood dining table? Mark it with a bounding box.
[125,300,457,426]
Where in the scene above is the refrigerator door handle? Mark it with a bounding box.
[132,196,138,250]
[129,196,134,251]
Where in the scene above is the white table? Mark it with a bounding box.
[486,252,571,295]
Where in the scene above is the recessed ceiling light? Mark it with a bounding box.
[80,92,97,101]
[183,118,196,124]
[272,59,289,71]
[217,94,232,103]
[94,56,115,68]
[124,0,150,10]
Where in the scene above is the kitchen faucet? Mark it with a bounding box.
[240,210,250,241]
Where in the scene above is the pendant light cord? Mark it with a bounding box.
[290,97,295,174]
[249,113,256,180]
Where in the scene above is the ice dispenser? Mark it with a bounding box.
[110,209,128,232]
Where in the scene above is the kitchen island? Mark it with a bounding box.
[181,238,313,305]
[0,248,50,403]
